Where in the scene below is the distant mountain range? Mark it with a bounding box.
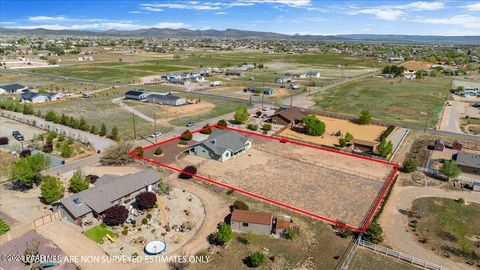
[1,27,480,44]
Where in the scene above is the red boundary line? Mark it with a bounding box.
[129,124,399,233]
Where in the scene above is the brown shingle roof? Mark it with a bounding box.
[231,210,273,225]
[273,107,308,123]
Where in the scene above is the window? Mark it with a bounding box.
[242,222,249,227]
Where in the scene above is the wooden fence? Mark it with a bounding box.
[0,212,61,245]
[356,239,446,270]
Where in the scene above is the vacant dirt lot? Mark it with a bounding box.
[179,138,394,229]
[278,116,386,147]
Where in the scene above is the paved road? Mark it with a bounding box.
[44,154,101,176]
[0,109,114,151]
[380,186,480,270]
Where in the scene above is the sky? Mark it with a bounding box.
[0,0,480,36]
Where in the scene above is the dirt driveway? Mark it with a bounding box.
[0,117,44,148]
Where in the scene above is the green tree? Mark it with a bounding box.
[60,143,73,158]
[234,106,249,124]
[245,251,266,268]
[363,220,383,244]
[0,217,10,236]
[99,123,107,136]
[358,110,372,125]
[215,223,233,245]
[68,171,90,193]
[377,138,393,158]
[40,176,65,204]
[301,115,325,136]
[402,159,417,173]
[180,130,193,141]
[10,154,50,188]
[345,132,353,142]
[456,86,464,93]
[110,126,119,141]
[338,138,348,148]
[100,142,134,166]
[440,160,461,178]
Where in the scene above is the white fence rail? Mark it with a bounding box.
[357,239,446,270]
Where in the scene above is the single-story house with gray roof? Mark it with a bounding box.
[0,83,28,94]
[188,129,252,162]
[454,151,480,175]
[53,169,160,226]
[146,93,186,106]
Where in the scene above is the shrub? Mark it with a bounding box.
[217,119,228,128]
[0,137,8,145]
[255,111,262,117]
[282,226,300,240]
[122,229,128,235]
[402,159,417,173]
[215,223,232,245]
[100,142,134,166]
[103,205,129,226]
[60,143,73,158]
[457,198,465,205]
[68,171,90,193]
[141,218,148,225]
[40,176,65,204]
[157,179,171,195]
[247,124,258,131]
[377,138,393,158]
[178,140,188,145]
[231,200,249,211]
[86,174,99,184]
[134,146,144,157]
[154,147,163,155]
[301,115,325,136]
[261,123,272,131]
[146,213,152,219]
[180,130,193,141]
[179,165,197,179]
[135,192,157,210]
[244,251,266,268]
[0,217,10,236]
[200,124,212,134]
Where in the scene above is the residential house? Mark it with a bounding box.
[146,93,186,106]
[403,69,416,79]
[230,210,273,235]
[263,88,275,95]
[210,81,222,87]
[0,83,28,94]
[225,69,243,76]
[125,90,150,100]
[306,70,321,78]
[54,170,160,225]
[21,91,49,104]
[188,129,252,162]
[45,92,64,101]
[454,151,480,174]
[351,139,379,153]
[168,78,191,85]
[269,107,308,126]
[275,77,292,84]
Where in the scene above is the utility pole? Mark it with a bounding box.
[423,111,430,133]
[290,94,293,107]
[132,111,137,139]
[153,112,157,143]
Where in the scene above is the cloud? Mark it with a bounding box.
[152,22,190,28]
[28,16,68,21]
[128,11,148,14]
[215,11,227,15]
[416,14,480,29]
[346,1,444,21]
[465,2,480,11]
[242,0,311,7]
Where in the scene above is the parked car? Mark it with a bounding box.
[12,131,24,141]
[151,131,162,138]
[186,121,195,127]
[446,101,452,106]
[472,102,480,108]
[262,106,271,111]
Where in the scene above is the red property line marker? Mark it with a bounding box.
[129,124,399,233]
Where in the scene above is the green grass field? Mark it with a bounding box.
[312,76,451,127]
[84,224,113,243]
[27,52,376,84]
[410,197,480,265]
[348,248,420,270]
